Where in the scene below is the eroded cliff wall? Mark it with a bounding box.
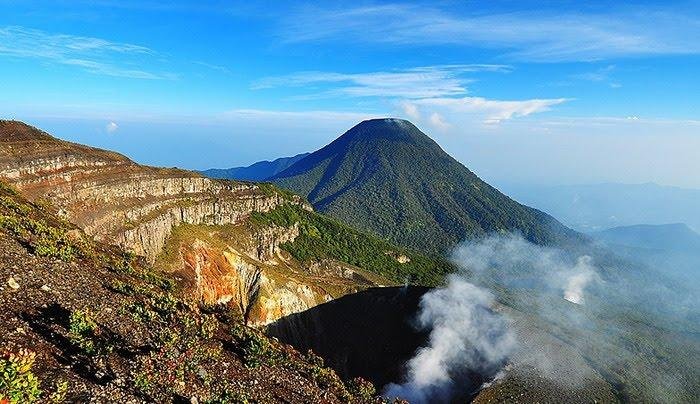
[0,120,376,325]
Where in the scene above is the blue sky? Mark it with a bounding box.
[1,1,699,187]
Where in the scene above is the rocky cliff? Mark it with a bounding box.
[0,120,383,325]
[158,221,386,326]
[0,120,302,262]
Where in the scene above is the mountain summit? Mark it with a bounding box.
[272,118,581,253]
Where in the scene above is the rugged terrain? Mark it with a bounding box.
[0,120,443,326]
[270,118,583,254]
[0,182,381,402]
[2,120,698,403]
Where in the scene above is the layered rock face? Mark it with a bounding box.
[162,222,383,326]
[0,120,377,325]
[0,121,299,262]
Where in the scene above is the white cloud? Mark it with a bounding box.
[106,121,119,133]
[254,66,565,126]
[0,26,175,79]
[402,102,421,121]
[412,97,569,125]
[281,5,700,61]
[572,65,616,82]
[429,112,450,130]
[253,65,510,99]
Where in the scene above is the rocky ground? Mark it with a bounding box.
[0,183,380,403]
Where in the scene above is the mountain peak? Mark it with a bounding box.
[317,117,441,156]
[272,120,581,253]
[359,117,414,126]
[344,118,422,140]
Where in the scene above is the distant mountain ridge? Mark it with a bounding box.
[501,182,700,232]
[592,223,700,289]
[271,118,583,254]
[594,223,700,253]
[202,152,310,181]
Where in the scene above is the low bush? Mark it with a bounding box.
[0,193,94,262]
[133,312,223,400]
[0,349,69,404]
[230,323,280,368]
[347,376,376,400]
[68,308,109,355]
[0,349,41,403]
[205,382,252,404]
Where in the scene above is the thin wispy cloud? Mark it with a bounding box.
[105,121,119,133]
[253,65,509,99]
[409,97,569,125]
[193,61,231,74]
[571,65,621,88]
[255,65,565,127]
[221,108,382,123]
[572,65,616,82]
[0,26,176,79]
[281,4,700,61]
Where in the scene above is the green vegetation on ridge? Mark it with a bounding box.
[251,202,453,286]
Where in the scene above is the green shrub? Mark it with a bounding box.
[109,279,135,295]
[347,376,376,400]
[311,366,350,400]
[139,268,175,291]
[0,349,41,403]
[133,311,224,400]
[109,252,135,274]
[305,349,324,367]
[68,308,106,355]
[124,301,158,323]
[199,316,218,339]
[0,211,89,262]
[230,323,279,368]
[47,380,68,403]
[0,182,19,196]
[0,190,86,261]
[206,382,251,404]
[153,293,178,317]
[0,349,69,404]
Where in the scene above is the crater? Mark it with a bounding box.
[267,286,504,402]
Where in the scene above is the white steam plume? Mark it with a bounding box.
[385,234,605,402]
[451,234,602,305]
[563,256,600,305]
[384,276,516,403]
